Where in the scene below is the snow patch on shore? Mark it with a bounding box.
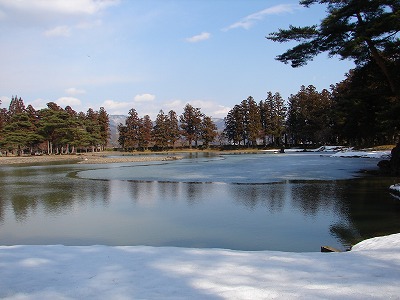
[330,150,391,159]
[1,234,400,299]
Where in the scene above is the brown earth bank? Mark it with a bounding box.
[0,148,271,166]
[0,152,183,165]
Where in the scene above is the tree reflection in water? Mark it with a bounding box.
[0,155,399,251]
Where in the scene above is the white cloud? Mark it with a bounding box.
[65,87,86,95]
[102,99,132,110]
[163,99,184,113]
[0,0,119,33]
[101,97,230,119]
[29,98,50,109]
[44,25,71,37]
[214,105,231,117]
[163,99,229,119]
[56,97,82,107]
[0,95,10,108]
[186,32,211,43]
[134,93,156,102]
[0,0,119,16]
[223,4,299,31]
[101,99,146,115]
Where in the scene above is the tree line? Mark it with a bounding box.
[0,97,110,155]
[1,59,398,156]
[225,62,398,148]
[117,104,218,151]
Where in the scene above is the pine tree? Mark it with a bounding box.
[153,110,169,150]
[8,96,26,117]
[98,107,110,151]
[260,92,287,147]
[3,97,43,155]
[38,105,71,154]
[166,110,180,149]
[246,96,262,147]
[179,104,203,148]
[331,62,399,146]
[286,85,332,145]
[224,104,245,146]
[138,115,152,150]
[124,108,141,151]
[85,108,102,152]
[267,0,400,99]
[0,102,7,142]
[201,116,217,148]
[117,123,128,150]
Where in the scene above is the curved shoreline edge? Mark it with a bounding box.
[0,153,183,165]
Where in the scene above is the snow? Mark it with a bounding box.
[264,146,392,159]
[389,184,400,200]
[308,145,391,159]
[390,183,400,193]
[1,233,400,299]
[330,150,391,159]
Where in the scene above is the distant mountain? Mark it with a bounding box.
[107,115,225,147]
[213,118,225,132]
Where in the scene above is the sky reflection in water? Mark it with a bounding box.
[1,153,399,252]
[76,153,380,183]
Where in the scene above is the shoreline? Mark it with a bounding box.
[0,147,392,166]
[0,152,183,165]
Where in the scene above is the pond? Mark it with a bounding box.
[1,152,399,252]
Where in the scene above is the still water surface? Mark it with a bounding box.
[1,152,399,252]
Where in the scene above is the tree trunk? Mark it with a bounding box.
[390,142,400,175]
[356,12,399,99]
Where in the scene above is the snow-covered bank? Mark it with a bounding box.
[1,234,400,299]
[390,184,400,200]
[330,150,391,159]
[308,145,391,159]
[390,183,400,193]
[264,146,392,159]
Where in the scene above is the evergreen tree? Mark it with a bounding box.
[3,98,42,155]
[85,108,102,152]
[138,115,152,150]
[98,107,110,151]
[8,96,26,117]
[0,102,7,141]
[272,92,287,146]
[153,110,169,150]
[180,104,203,148]
[267,0,400,98]
[224,104,245,145]
[260,92,287,147]
[75,111,92,152]
[331,62,399,146]
[37,105,71,154]
[286,85,332,145]
[117,123,128,150]
[166,110,180,149]
[124,108,141,150]
[201,116,217,148]
[245,96,262,147]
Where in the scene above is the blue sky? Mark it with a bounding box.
[0,0,354,119]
